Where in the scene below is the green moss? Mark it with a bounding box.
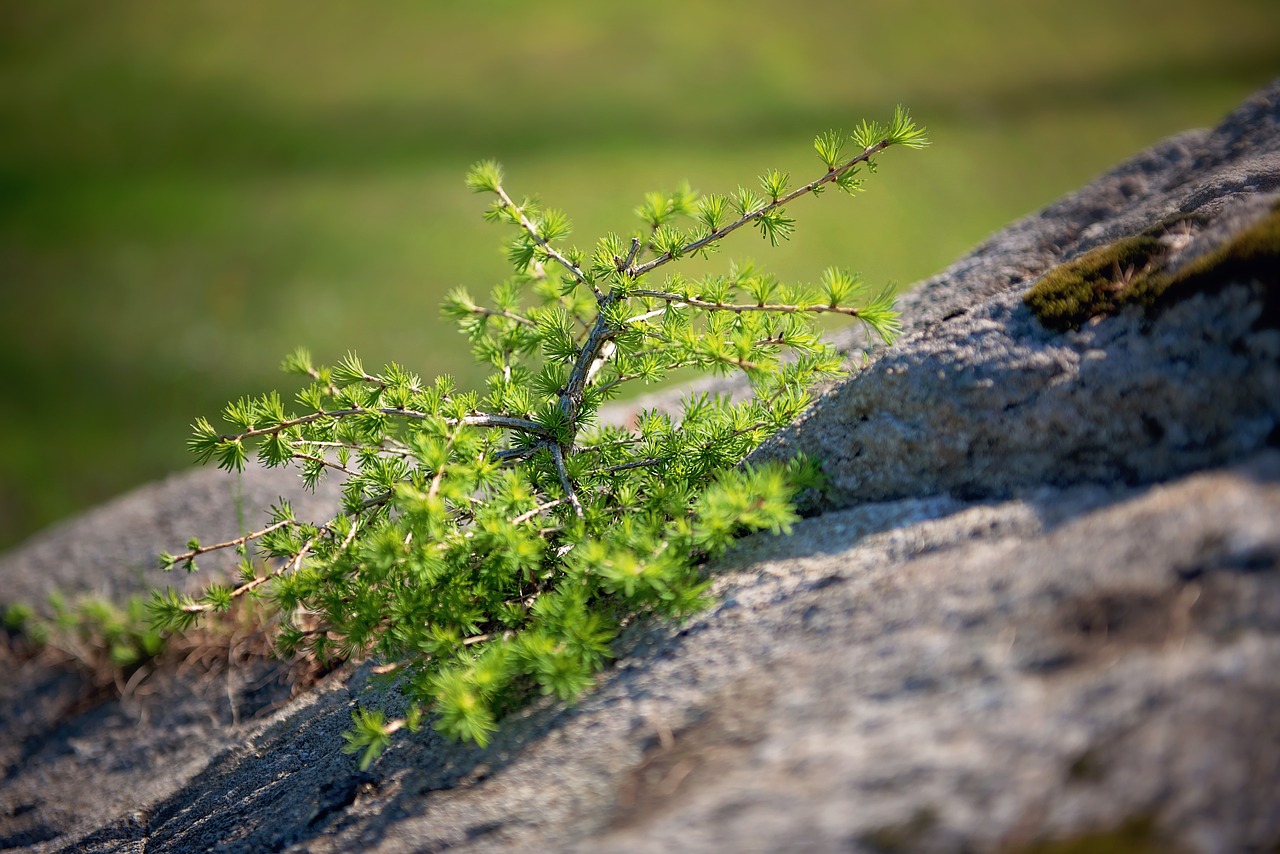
[1025,205,1278,331]
[1024,234,1164,330]
[859,808,939,853]
[1135,202,1280,326]
[1007,815,1180,854]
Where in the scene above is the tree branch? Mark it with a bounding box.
[216,409,555,443]
[549,442,584,518]
[628,138,893,279]
[492,184,602,299]
[461,304,537,328]
[628,292,868,317]
[167,519,294,565]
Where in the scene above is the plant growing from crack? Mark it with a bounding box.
[149,109,927,767]
[4,596,165,688]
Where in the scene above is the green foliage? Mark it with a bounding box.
[5,594,167,682]
[153,112,926,763]
[342,707,416,771]
[3,0,1271,562]
[1025,204,1278,331]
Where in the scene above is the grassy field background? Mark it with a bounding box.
[2,0,1277,551]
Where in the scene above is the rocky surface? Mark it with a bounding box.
[753,81,1280,507]
[2,80,1278,853]
[0,463,344,614]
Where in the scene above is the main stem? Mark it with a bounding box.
[557,289,623,426]
[501,134,899,451]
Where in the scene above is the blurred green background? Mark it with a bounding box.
[1,0,1277,552]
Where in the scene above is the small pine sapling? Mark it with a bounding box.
[151,109,928,767]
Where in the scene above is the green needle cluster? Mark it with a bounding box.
[151,110,927,767]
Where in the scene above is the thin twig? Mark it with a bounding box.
[492,184,602,299]
[620,236,642,270]
[463,304,538,328]
[512,498,565,526]
[178,493,390,614]
[577,436,643,455]
[169,519,293,564]
[292,452,357,478]
[427,427,460,500]
[494,446,539,466]
[549,443,584,518]
[597,458,662,474]
[301,439,414,458]
[216,409,554,443]
[547,139,897,432]
[629,291,866,317]
[628,138,894,279]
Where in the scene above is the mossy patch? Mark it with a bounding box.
[1139,201,1280,328]
[1004,815,1181,854]
[1025,204,1279,331]
[858,807,938,852]
[1024,234,1165,330]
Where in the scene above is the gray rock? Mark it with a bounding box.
[3,80,1279,853]
[580,454,1280,854]
[760,250,1279,508]
[0,463,344,614]
[750,83,1280,507]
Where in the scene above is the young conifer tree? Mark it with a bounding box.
[150,109,928,767]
